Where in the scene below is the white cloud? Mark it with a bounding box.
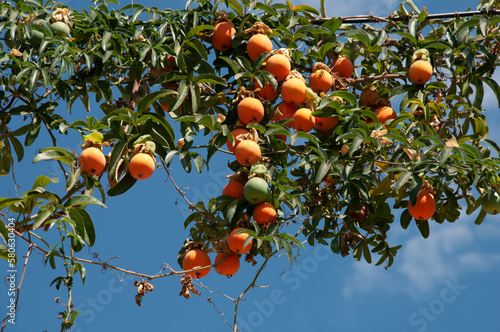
[342,218,500,300]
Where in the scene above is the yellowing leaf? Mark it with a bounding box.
[83,132,104,144]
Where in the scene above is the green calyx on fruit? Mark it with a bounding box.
[243,177,270,204]
[482,190,500,215]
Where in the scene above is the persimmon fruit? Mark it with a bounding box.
[255,81,278,101]
[331,56,354,78]
[128,153,155,180]
[374,106,397,125]
[315,116,338,131]
[273,102,296,127]
[52,21,70,38]
[211,21,236,51]
[281,78,307,105]
[237,97,264,125]
[222,181,245,199]
[247,34,273,61]
[409,60,433,84]
[407,190,436,221]
[309,69,333,93]
[244,177,269,204]
[360,87,380,107]
[78,147,106,176]
[214,252,240,276]
[227,228,253,254]
[482,190,500,215]
[265,54,291,82]
[234,140,261,167]
[292,108,315,132]
[182,249,211,279]
[253,202,276,226]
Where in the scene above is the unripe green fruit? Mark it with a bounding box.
[51,21,70,38]
[29,29,44,45]
[482,190,500,215]
[244,177,269,205]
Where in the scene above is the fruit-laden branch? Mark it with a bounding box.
[12,230,216,280]
[312,9,500,24]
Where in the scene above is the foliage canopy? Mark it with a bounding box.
[1,0,500,329]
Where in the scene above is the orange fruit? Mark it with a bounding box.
[265,54,291,82]
[292,108,315,132]
[360,87,380,107]
[227,228,253,254]
[78,147,106,176]
[214,252,240,276]
[281,78,307,105]
[315,116,338,131]
[374,106,397,125]
[407,190,436,220]
[247,34,273,61]
[331,56,354,78]
[253,202,276,226]
[255,81,278,101]
[309,69,333,93]
[273,102,296,127]
[211,21,236,51]
[409,60,433,84]
[128,153,155,180]
[182,249,211,279]
[226,128,249,153]
[235,140,261,167]
[237,97,264,125]
[222,181,245,199]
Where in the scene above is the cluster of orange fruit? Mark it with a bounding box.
[181,173,277,278]
[78,146,156,180]
[179,17,438,279]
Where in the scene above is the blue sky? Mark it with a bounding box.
[1,0,500,331]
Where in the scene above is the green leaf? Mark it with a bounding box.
[0,198,24,211]
[395,171,412,191]
[474,208,487,225]
[192,74,227,86]
[224,0,243,16]
[362,243,372,264]
[108,172,137,197]
[33,205,55,230]
[0,221,9,244]
[66,166,81,192]
[400,209,412,229]
[282,238,294,265]
[330,91,357,105]
[186,25,214,40]
[64,195,106,208]
[416,219,430,238]
[278,233,305,249]
[292,5,320,16]
[8,135,24,162]
[68,207,96,246]
[137,89,177,114]
[25,115,42,146]
[0,244,16,265]
[32,175,58,189]
[32,147,77,166]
